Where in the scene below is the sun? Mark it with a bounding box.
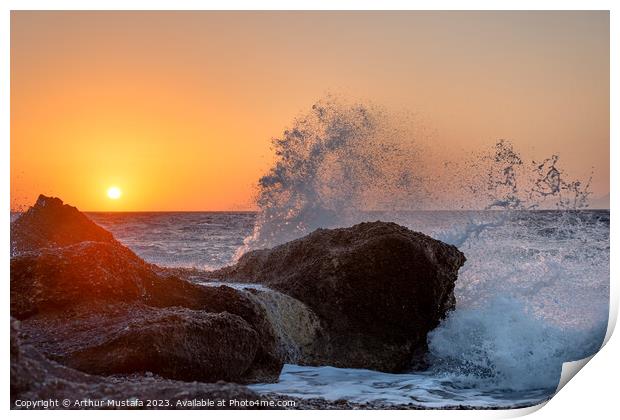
[107,186,122,200]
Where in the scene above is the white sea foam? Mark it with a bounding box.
[427,297,607,391]
[249,364,552,408]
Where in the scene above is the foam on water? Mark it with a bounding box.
[249,364,551,408]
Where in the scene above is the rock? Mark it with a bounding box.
[20,305,260,383]
[11,318,266,410]
[11,195,117,255]
[10,241,157,319]
[10,196,283,383]
[210,221,466,372]
[240,288,326,365]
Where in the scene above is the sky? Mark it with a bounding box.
[11,11,609,211]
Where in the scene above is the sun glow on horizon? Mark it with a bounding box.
[9,12,610,211]
[107,186,122,200]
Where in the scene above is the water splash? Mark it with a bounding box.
[237,97,425,254]
[239,98,593,255]
[428,297,607,390]
[481,141,592,211]
[236,96,607,397]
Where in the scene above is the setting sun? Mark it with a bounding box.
[107,186,122,200]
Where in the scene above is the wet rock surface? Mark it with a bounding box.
[210,221,466,372]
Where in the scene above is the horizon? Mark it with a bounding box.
[9,195,612,214]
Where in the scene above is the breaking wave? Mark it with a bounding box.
[428,297,607,390]
[238,96,608,396]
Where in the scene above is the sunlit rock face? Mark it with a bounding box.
[10,195,284,384]
[210,221,466,372]
[11,195,117,255]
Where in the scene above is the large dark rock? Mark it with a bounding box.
[11,195,117,255]
[11,318,267,410]
[210,221,466,372]
[10,195,283,384]
[10,241,157,318]
[20,305,260,383]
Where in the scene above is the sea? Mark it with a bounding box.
[87,209,610,409]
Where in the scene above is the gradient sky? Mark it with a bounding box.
[11,11,609,211]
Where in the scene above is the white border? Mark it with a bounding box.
[2,2,617,419]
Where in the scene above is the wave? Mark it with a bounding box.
[236,96,608,394]
[428,208,608,391]
[427,297,607,390]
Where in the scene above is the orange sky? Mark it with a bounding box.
[11,11,609,211]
